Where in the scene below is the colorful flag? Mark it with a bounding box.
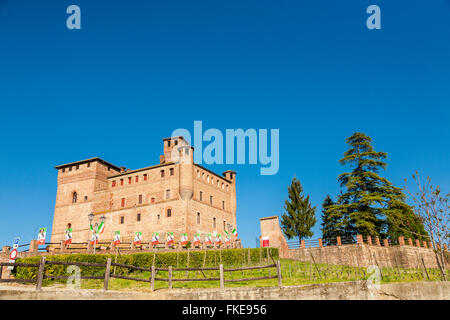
[262,236,269,247]
[152,232,159,245]
[180,233,188,246]
[64,228,72,245]
[113,231,120,245]
[205,233,212,245]
[215,234,222,245]
[90,223,94,232]
[232,228,237,237]
[193,233,201,246]
[97,221,105,234]
[224,231,231,245]
[167,232,174,246]
[134,232,142,245]
[91,233,99,245]
[37,228,47,245]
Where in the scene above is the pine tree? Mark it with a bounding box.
[320,195,339,245]
[280,177,317,246]
[327,132,426,239]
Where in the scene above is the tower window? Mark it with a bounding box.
[69,167,72,171]
[112,181,116,187]
[120,216,124,224]
[84,196,88,201]
[197,212,200,224]
[138,194,143,204]
[223,221,226,230]
[167,208,172,217]
[222,201,225,210]
[170,168,174,176]
[151,197,155,204]
[144,174,148,181]
[166,189,171,199]
[199,191,203,201]
[137,213,141,222]
[157,214,160,221]
[210,195,213,205]
[76,165,79,170]
[135,176,139,182]
[120,179,124,186]
[121,198,125,207]
[72,192,77,203]
[213,217,216,229]
[128,177,132,184]
[87,162,90,168]
[161,170,165,178]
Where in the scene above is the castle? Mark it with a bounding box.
[51,136,237,243]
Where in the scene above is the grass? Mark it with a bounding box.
[37,258,449,291]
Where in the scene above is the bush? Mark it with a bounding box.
[13,248,278,280]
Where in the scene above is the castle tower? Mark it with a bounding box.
[223,170,237,216]
[178,145,194,201]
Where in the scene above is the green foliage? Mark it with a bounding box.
[321,195,340,245]
[327,132,427,239]
[13,248,279,280]
[280,177,317,244]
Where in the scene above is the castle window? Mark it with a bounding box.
[69,167,72,171]
[157,214,160,221]
[121,198,125,207]
[144,174,147,181]
[166,189,171,199]
[202,173,205,180]
[72,192,77,203]
[107,166,110,171]
[223,221,226,230]
[210,195,213,205]
[226,185,229,191]
[120,179,124,186]
[217,181,220,187]
[112,181,116,187]
[120,216,124,224]
[76,165,79,170]
[199,191,203,201]
[135,176,139,183]
[62,168,65,173]
[207,175,210,182]
[174,140,178,146]
[222,201,225,210]
[197,212,201,224]
[151,197,155,204]
[161,170,165,178]
[128,177,132,184]
[168,140,171,147]
[167,208,172,217]
[87,162,90,168]
[84,196,88,201]
[138,194,143,204]
[137,213,141,222]
[222,183,224,189]
[170,168,174,176]
[213,217,216,229]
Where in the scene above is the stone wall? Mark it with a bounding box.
[288,243,449,269]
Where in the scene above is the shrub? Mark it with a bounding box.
[13,248,278,280]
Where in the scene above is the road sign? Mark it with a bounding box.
[9,249,18,260]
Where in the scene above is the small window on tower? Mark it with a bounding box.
[84,196,88,201]
[222,201,225,210]
[69,167,72,171]
[144,174,148,181]
[120,179,124,186]
[76,165,79,170]
[135,176,139,183]
[121,198,125,207]
[137,213,141,222]
[128,177,132,184]
[213,217,216,228]
[168,140,171,147]
[112,181,116,187]
[174,140,178,146]
[62,168,65,173]
[200,191,203,201]
[167,208,172,217]
[120,216,124,224]
[197,212,200,224]
[72,192,77,203]
[170,168,174,176]
[166,189,171,199]
[161,170,165,178]
[87,162,90,168]
[151,197,155,204]
[210,195,213,205]
[138,194,143,204]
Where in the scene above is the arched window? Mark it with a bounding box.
[167,208,172,217]
[72,192,77,203]
[197,212,201,224]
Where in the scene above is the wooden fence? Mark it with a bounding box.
[0,257,282,291]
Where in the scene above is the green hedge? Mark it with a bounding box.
[13,248,278,280]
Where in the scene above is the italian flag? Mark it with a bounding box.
[232,228,237,237]
[90,224,94,232]
[97,221,105,234]
[180,233,188,246]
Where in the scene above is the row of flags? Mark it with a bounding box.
[113,229,238,247]
[37,224,237,247]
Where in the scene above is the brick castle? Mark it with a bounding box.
[51,136,237,243]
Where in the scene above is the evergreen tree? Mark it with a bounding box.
[327,132,426,239]
[280,177,317,246]
[320,195,339,245]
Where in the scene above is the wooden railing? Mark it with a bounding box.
[0,257,282,291]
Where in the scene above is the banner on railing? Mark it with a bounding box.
[180,233,188,246]
[152,232,159,245]
[91,232,99,245]
[37,228,46,245]
[193,233,200,246]
[167,232,174,246]
[113,231,120,245]
[134,232,142,245]
[65,228,72,245]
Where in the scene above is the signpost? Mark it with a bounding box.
[7,237,20,270]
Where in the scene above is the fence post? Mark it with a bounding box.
[60,240,65,252]
[408,238,413,246]
[219,264,224,289]
[151,265,155,291]
[276,260,282,287]
[398,236,405,246]
[29,240,38,253]
[318,238,323,248]
[168,266,173,289]
[337,237,342,246]
[301,240,305,249]
[36,256,46,291]
[367,236,372,245]
[383,239,389,247]
[104,258,111,291]
[356,234,363,245]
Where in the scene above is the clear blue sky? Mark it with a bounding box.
[0,0,449,248]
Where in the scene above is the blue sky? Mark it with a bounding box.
[0,0,449,248]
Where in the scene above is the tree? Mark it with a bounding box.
[280,177,317,246]
[321,195,339,245]
[327,132,423,238]
[404,172,448,280]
